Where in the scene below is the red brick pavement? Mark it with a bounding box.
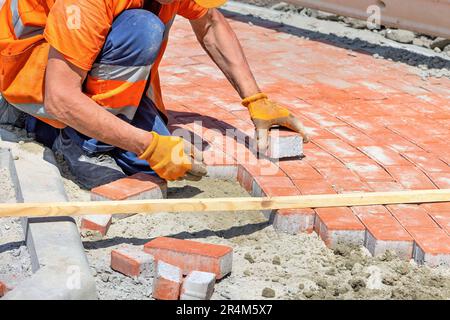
[158,15,450,265]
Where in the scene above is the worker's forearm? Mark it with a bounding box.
[46,90,152,156]
[196,10,260,99]
[45,49,152,156]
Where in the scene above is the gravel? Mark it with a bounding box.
[0,166,33,290]
[228,0,450,79]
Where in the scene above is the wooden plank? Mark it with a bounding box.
[0,189,449,218]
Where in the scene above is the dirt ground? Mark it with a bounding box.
[71,177,450,300]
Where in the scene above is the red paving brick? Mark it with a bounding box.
[365,181,406,192]
[292,179,336,195]
[401,151,450,173]
[358,145,410,166]
[316,167,372,193]
[302,144,345,168]
[252,176,299,197]
[91,173,167,201]
[344,158,394,182]
[314,207,365,247]
[387,204,439,229]
[428,172,450,189]
[408,227,450,266]
[273,208,316,234]
[152,261,183,300]
[326,125,376,146]
[80,215,112,237]
[421,202,450,213]
[314,139,363,160]
[155,15,450,264]
[144,237,233,279]
[111,245,154,278]
[352,206,413,259]
[385,166,437,190]
[279,160,322,180]
[428,212,450,235]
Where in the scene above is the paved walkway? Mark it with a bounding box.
[159,13,450,265]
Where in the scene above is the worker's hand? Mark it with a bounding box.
[242,93,310,155]
[139,132,206,181]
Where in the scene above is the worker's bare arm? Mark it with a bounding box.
[190,9,260,99]
[44,48,152,155]
[190,9,309,148]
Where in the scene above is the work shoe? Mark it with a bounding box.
[0,96,26,128]
[52,131,126,189]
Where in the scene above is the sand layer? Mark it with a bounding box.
[78,178,450,300]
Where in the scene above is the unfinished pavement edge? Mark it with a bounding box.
[0,138,97,299]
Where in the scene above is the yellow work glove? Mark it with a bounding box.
[139,132,206,181]
[242,92,309,155]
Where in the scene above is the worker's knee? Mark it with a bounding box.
[99,9,165,66]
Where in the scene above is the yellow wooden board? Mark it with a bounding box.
[0,189,449,218]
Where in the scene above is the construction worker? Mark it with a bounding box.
[0,0,308,189]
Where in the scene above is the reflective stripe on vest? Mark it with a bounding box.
[89,64,151,82]
[11,0,44,39]
[9,101,54,119]
[10,100,140,122]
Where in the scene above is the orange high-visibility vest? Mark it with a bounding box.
[0,0,207,128]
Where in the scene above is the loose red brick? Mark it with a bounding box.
[180,271,216,300]
[152,261,182,300]
[91,172,167,201]
[80,215,112,237]
[353,206,413,259]
[385,166,437,190]
[144,237,233,279]
[111,245,154,278]
[314,207,365,248]
[273,208,316,234]
[408,227,450,267]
